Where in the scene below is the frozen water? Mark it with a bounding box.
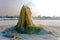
[0,19,60,40]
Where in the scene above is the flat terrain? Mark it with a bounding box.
[0,19,60,40]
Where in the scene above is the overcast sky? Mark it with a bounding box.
[0,0,60,17]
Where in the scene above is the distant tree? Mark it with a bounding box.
[38,15,41,18]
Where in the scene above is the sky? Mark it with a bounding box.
[0,0,60,17]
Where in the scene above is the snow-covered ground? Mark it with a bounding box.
[0,19,60,40]
[0,19,60,26]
